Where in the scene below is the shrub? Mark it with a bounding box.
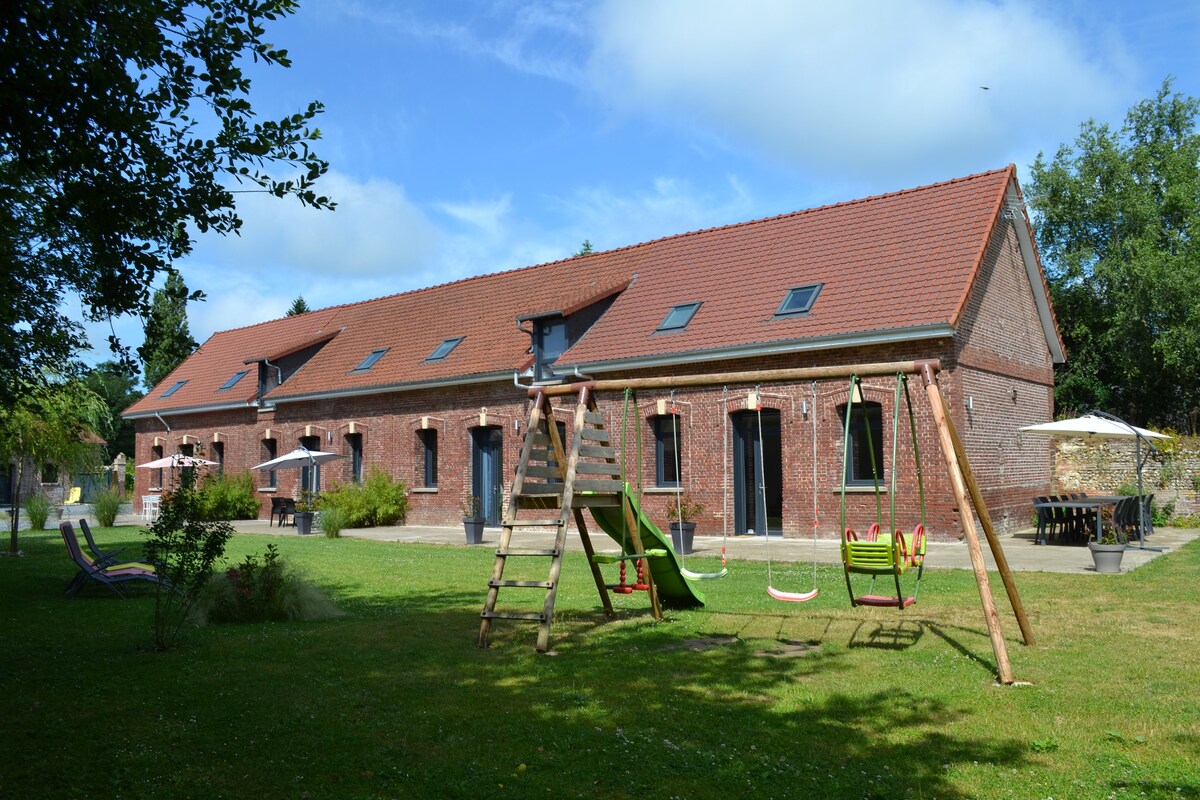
[1152,498,1175,526]
[319,506,346,538]
[142,471,234,651]
[23,493,51,531]
[196,472,259,521]
[318,469,408,528]
[91,487,123,527]
[193,544,342,624]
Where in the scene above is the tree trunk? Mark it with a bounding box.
[9,458,24,555]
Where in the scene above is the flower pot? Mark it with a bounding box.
[463,517,485,545]
[294,511,314,535]
[668,522,695,555]
[1088,541,1126,573]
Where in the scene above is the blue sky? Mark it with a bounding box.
[78,0,1200,371]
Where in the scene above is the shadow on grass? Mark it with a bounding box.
[3,532,1033,799]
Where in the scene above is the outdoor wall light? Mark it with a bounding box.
[966,396,974,411]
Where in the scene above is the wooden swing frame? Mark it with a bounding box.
[535,358,1034,685]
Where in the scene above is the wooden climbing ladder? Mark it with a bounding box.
[478,384,659,651]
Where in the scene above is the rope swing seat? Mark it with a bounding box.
[840,374,928,610]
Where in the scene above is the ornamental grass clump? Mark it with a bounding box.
[91,487,123,528]
[193,543,341,624]
[23,493,51,531]
[318,468,408,528]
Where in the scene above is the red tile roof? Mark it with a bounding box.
[125,166,1053,417]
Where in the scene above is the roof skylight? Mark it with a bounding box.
[657,302,702,332]
[351,348,389,373]
[161,379,188,398]
[775,283,823,317]
[425,337,464,362]
[218,370,249,391]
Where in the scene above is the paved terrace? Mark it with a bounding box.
[224,517,1198,575]
[48,506,1197,574]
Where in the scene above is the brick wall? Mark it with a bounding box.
[131,212,1058,541]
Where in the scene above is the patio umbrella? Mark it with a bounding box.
[136,454,218,469]
[1020,411,1165,549]
[1018,415,1169,441]
[251,447,344,471]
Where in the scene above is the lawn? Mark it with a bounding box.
[2,527,1198,799]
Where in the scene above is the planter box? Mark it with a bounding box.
[463,517,485,545]
[1088,541,1126,573]
[294,511,314,536]
[668,522,695,555]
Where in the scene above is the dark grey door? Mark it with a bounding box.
[471,426,504,526]
[731,409,783,535]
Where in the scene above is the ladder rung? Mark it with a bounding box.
[481,611,547,621]
[507,519,563,527]
[489,580,554,589]
[519,484,565,496]
[496,548,561,557]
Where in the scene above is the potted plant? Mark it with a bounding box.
[1088,506,1126,573]
[666,493,704,555]
[461,496,484,544]
[294,490,317,535]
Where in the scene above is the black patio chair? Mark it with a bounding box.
[275,497,296,527]
[1032,497,1054,544]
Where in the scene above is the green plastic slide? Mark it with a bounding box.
[588,488,705,609]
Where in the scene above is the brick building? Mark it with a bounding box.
[123,166,1064,540]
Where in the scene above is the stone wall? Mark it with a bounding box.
[1048,438,1200,518]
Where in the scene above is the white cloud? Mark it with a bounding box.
[187,170,440,278]
[585,0,1135,184]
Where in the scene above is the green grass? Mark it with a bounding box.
[3,528,1199,799]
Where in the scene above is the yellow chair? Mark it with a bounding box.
[65,487,82,505]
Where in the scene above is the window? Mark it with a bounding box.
[151,444,164,488]
[425,337,463,362]
[299,435,321,493]
[351,348,388,373]
[657,302,702,332]
[178,443,196,481]
[775,283,823,316]
[653,414,683,487]
[418,429,438,488]
[532,317,568,381]
[212,441,225,477]
[841,401,884,485]
[40,463,57,483]
[218,370,249,391]
[262,439,277,488]
[161,379,188,397]
[347,433,363,485]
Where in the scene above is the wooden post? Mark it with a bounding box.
[535,360,935,397]
[919,363,1016,685]
[941,406,1036,647]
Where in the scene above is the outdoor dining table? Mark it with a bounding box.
[1032,496,1125,545]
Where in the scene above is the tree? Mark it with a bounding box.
[139,272,198,390]
[0,1,334,406]
[82,361,143,460]
[573,239,594,257]
[0,378,108,555]
[286,296,311,316]
[1027,78,1200,426]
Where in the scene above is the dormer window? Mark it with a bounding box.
[161,379,187,398]
[425,337,463,363]
[775,283,823,317]
[218,370,249,391]
[351,348,389,373]
[657,302,702,332]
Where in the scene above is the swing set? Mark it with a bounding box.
[839,373,927,609]
[478,359,1034,684]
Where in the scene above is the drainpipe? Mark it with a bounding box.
[154,411,172,433]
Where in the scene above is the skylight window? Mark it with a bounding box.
[425,337,464,362]
[657,302,702,332]
[218,370,249,391]
[351,348,389,373]
[161,379,188,398]
[775,283,823,317]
